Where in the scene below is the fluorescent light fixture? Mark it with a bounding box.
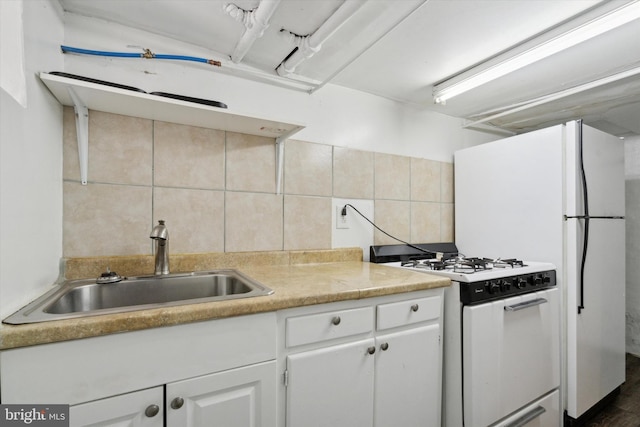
[433,0,640,104]
[462,65,640,128]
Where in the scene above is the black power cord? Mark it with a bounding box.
[341,204,438,256]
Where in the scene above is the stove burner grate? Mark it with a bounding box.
[490,258,525,268]
[400,256,526,273]
[452,257,489,273]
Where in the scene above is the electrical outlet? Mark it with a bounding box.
[336,206,349,229]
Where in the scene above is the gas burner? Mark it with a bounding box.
[401,259,448,270]
[487,258,526,268]
[400,259,419,268]
[452,257,490,273]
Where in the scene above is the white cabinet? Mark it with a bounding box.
[286,339,375,427]
[1,289,444,427]
[1,313,277,427]
[278,289,443,427]
[167,361,276,427]
[67,362,275,427]
[373,295,442,426]
[70,387,163,427]
[374,325,441,427]
[68,362,276,427]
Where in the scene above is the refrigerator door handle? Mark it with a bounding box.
[564,215,625,220]
[577,120,588,314]
[564,213,625,314]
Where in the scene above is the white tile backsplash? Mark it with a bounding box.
[63,110,455,256]
[225,191,283,252]
[153,187,225,253]
[63,181,152,257]
[153,121,225,190]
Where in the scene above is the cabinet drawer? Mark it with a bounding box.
[493,389,559,427]
[377,296,441,330]
[286,307,373,347]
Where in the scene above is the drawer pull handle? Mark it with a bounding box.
[170,397,184,410]
[367,346,376,355]
[411,304,419,312]
[504,405,546,427]
[380,342,389,351]
[145,404,160,417]
[331,316,341,325]
[504,298,548,312]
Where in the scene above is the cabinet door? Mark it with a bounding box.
[286,338,375,427]
[69,387,163,427]
[374,324,441,427]
[166,360,276,427]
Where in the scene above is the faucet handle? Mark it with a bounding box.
[150,220,169,240]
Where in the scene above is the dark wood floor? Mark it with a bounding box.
[585,353,640,427]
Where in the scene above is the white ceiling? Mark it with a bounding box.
[58,0,640,137]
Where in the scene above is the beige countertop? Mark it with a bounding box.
[0,248,450,350]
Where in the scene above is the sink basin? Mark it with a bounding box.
[3,270,273,324]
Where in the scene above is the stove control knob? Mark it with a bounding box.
[501,279,512,292]
[543,274,551,284]
[487,281,501,294]
[534,274,543,285]
[516,278,527,289]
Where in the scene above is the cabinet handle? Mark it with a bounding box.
[504,298,547,312]
[331,316,341,325]
[411,304,419,312]
[145,404,160,417]
[380,342,389,351]
[504,405,546,427]
[170,397,184,410]
[367,346,376,355]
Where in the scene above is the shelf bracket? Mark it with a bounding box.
[275,126,304,195]
[67,87,89,185]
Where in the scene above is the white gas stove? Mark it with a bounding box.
[371,243,561,427]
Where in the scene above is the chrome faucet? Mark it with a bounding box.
[150,220,170,275]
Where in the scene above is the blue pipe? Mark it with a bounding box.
[61,45,142,58]
[60,45,221,66]
[153,54,209,64]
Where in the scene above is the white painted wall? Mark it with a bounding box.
[625,135,640,355]
[0,0,64,319]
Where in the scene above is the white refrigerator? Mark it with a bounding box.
[454,120,625,425]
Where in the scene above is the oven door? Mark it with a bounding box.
[462,288,560,427]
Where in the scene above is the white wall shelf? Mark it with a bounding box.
[39,72,305,190]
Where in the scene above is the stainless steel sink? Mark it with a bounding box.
[3,270,273,324]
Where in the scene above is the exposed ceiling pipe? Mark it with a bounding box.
[276,0,366,77]
[225,0,281,64]
[310,0,428,95]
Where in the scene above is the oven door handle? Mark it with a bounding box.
[504,405,546,427]
[504,298,548,312]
